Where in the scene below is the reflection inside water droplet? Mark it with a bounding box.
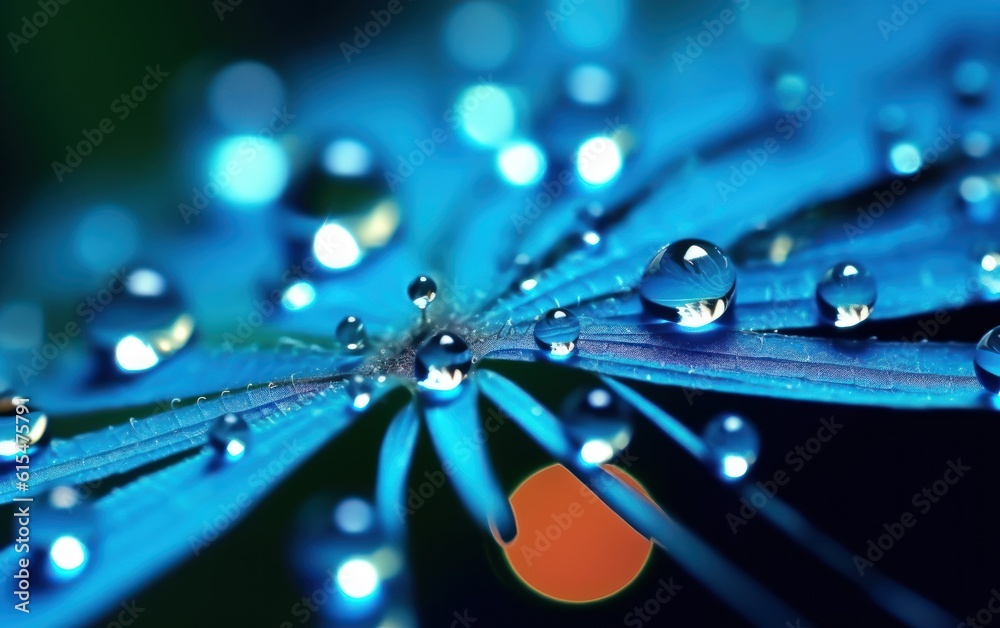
[415,332,472,395]
[974,326,1000,394]
[533,308,580,358]
[816,262,877,327]
[336,316,366,352]
[639,239,737,328]
[408,276,437,310]
[209,413,250,460]
[0,392,49,462]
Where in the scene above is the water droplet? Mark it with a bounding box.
[336,316,366,352]
[816,262,877,327]
[87,266,195,374]
[953,59,991,100]
[346,374,373,410]
[0,392,49,463]
[702,414,759,481]
[35,486,97,582]
[284,137,400,271]
[408,276,437,310]
[533,308,580,358]
[639,239,737,327]
[974,326,1000,394]
[559,387,632,464]
[415,332,471,395]
[209,413,250,460]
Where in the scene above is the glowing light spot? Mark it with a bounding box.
[551,0,627,50]
[126,268,167,297]
[960,176,991,204]
[323,139,373,177]
[722,454,749,479]
[580,439,615,464]
[983,254,999,272]
[497,142,546,186]
[456,84,516,148]
[566,64,617,105]
[842,265,859,277]
[314,223,362,270]
[335,498,374,534]
[50,536,87,573]
[501,464,654,603]
[723,416,743,432]
[963,130,993,158]
[444,2,516,70]
[209,135,290,206]
[225,439,246,459]
[520,278,538,291]
[576,136,623,186]
[587,389,612,408]
[336,558,380,599]
[353,392,372,410]
[281,281,316,310]
[115,335,160,372]
[888,143,922,175]
[208,61,284,131]
[582,231,601,246]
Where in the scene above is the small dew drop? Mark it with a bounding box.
[408,276,437,310]
[702,414,759,481]
[209,413,250,460]
[346,374,373,410]
[336,316,367,352]
[639,239,737,328]
[816,262,877,327]
[533,308,580,359]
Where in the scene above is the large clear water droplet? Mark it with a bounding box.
[559,386,632,465]
[702,414,759,481]
[209,413,250,460]
[639,239,737,327]
[816,262,877,327]
[408,276,437,310]
[283,137,401,271]
[336,316,366,352]
[415,332,471,395]
[346,374,373,410]
[974,326,1000,394]
[0,391,49,464]
[87,266,195,374]
[533,308,580,359]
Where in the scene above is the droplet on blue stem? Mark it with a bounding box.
[639,239,737,328]
[816,262,877,327]
[415,332,471,395]
[702,415,759,481]
[346,375,373,411]
[0,392,49,463]
[209,413,250,460]
[36,486,97,582]
[336,316,366,352]
[974,326,1000,394]
[533,308,580,359]
[408,276,437,310]
[87,266,196,374]
[560,387,632,464]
